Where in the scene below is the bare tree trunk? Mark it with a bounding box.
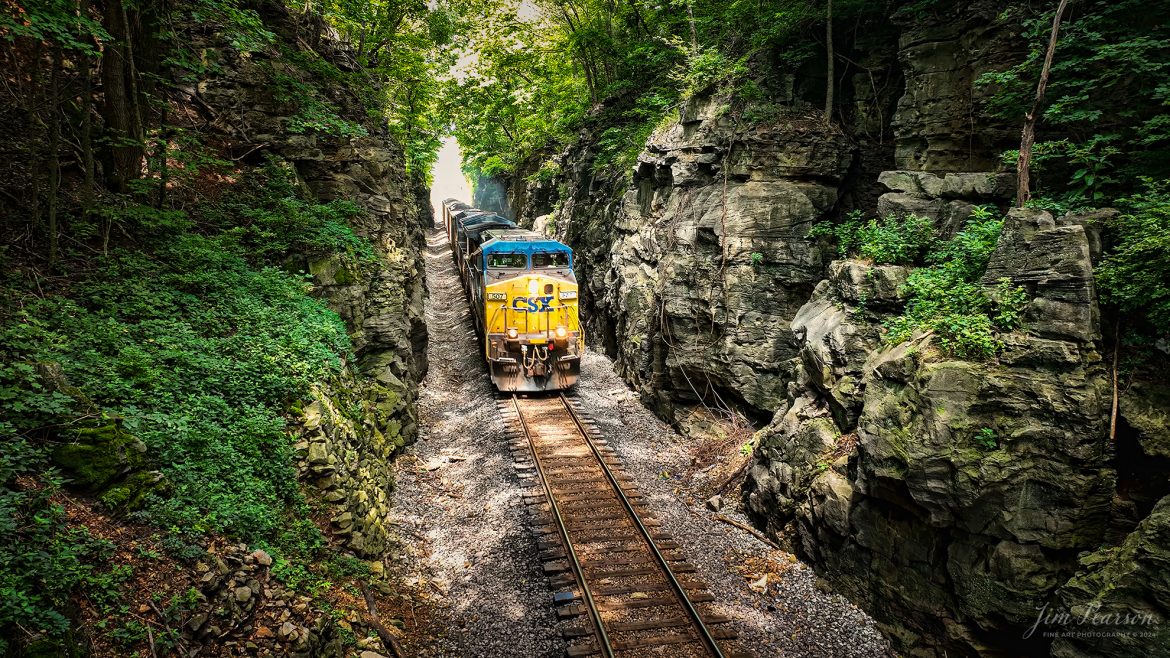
[156,101,168,208]
[1016,0,1070,207]
[79,0,97,218]
[686,0,698,52]
[100,0,161,194]
[81,50,97,206]
[30,41,45,237]
[824,0,834,123]
[1110,319,1121,444]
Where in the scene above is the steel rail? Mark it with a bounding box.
[511,395,616,658]
[558,394,726,658]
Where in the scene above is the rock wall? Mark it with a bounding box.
[889,0,1024,171]
[599,97,854,418]
[295,372,405,558]
[184,541,399,657]
[500,1,1170,656]
[745,198,1118,655]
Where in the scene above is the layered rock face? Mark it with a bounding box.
[497,1,1170,655]
[192,2,428,557]
[890,0,1024,171]
[745,199,1118,655]
[594,97,853,418]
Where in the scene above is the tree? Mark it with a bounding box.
[824,0,833,123]
[1016,0,1070,207]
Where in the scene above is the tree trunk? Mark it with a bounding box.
[156,101,168,208]
[686,1,698,52]
[79,0,97,219]
[1016,0,1070,207]
[824,0,834,123]
[101,0,144,193]
[48,47,62,268]
[1110,319,1121,443]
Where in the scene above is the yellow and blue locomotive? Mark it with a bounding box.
[442,199,582,392]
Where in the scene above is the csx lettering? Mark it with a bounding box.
[511,296,554,312]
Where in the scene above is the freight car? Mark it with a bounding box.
[441,199,582,392]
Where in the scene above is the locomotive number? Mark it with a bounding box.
[486,292,507,301]
[559,291,578,300]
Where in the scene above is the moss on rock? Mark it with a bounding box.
[51,423,147,492]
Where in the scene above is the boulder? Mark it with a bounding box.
[51,423,147,491]
[828,260,911,308]
[1052,495,1170,657]
[982,207,1099,343]
[594,100,853,419]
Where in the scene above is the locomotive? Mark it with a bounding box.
[441,198,582,392]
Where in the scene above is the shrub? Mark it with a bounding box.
[273,72,368,139]
[204,159,376,263]
[1097,178,1170,333]
[883,213,1028,360]
[0,439,124,649]
[809,211,937,265]
[0,158,371,544]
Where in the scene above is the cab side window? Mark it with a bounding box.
[488,253,527,269]
[532,252,569,268]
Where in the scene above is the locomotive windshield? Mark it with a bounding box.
[488,252,527,269]
[532,252,570,268]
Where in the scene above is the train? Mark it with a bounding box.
[441,198,582,392]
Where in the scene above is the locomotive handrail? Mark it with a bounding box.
[486,302,579,336]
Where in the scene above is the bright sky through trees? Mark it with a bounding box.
[430,136,473,214]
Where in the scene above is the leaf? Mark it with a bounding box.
[748,574,769,593]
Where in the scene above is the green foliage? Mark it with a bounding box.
[809,211,937,265]
[273,73,369,139]
[3,252,347,541]
[314,0,455,179]
[190,0,275,53]
[975,427,998,451]
[527,159,563,184]
[446,0,880,184]
[882,213,1027,360]
[0,440,125,647]
[0,147,377,645]
[979,0,1170,202]
[671,44,749,98]
[991,277,1031,330]
[205,159,376,263]
[593,91,680,174]
[0,0,110,53]
[0,160,369,544]
[1096,179,1170,334]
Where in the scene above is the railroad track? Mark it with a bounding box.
[499,394,748,658]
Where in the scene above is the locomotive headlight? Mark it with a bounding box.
[506,327,519,339]
[528,279,539,296]
[555,326,568,339]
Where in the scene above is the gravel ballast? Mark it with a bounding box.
[390,230,564,657]
[391,228,890,657]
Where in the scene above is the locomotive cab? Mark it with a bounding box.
[458,214,515,282]
[475,231,582,392]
